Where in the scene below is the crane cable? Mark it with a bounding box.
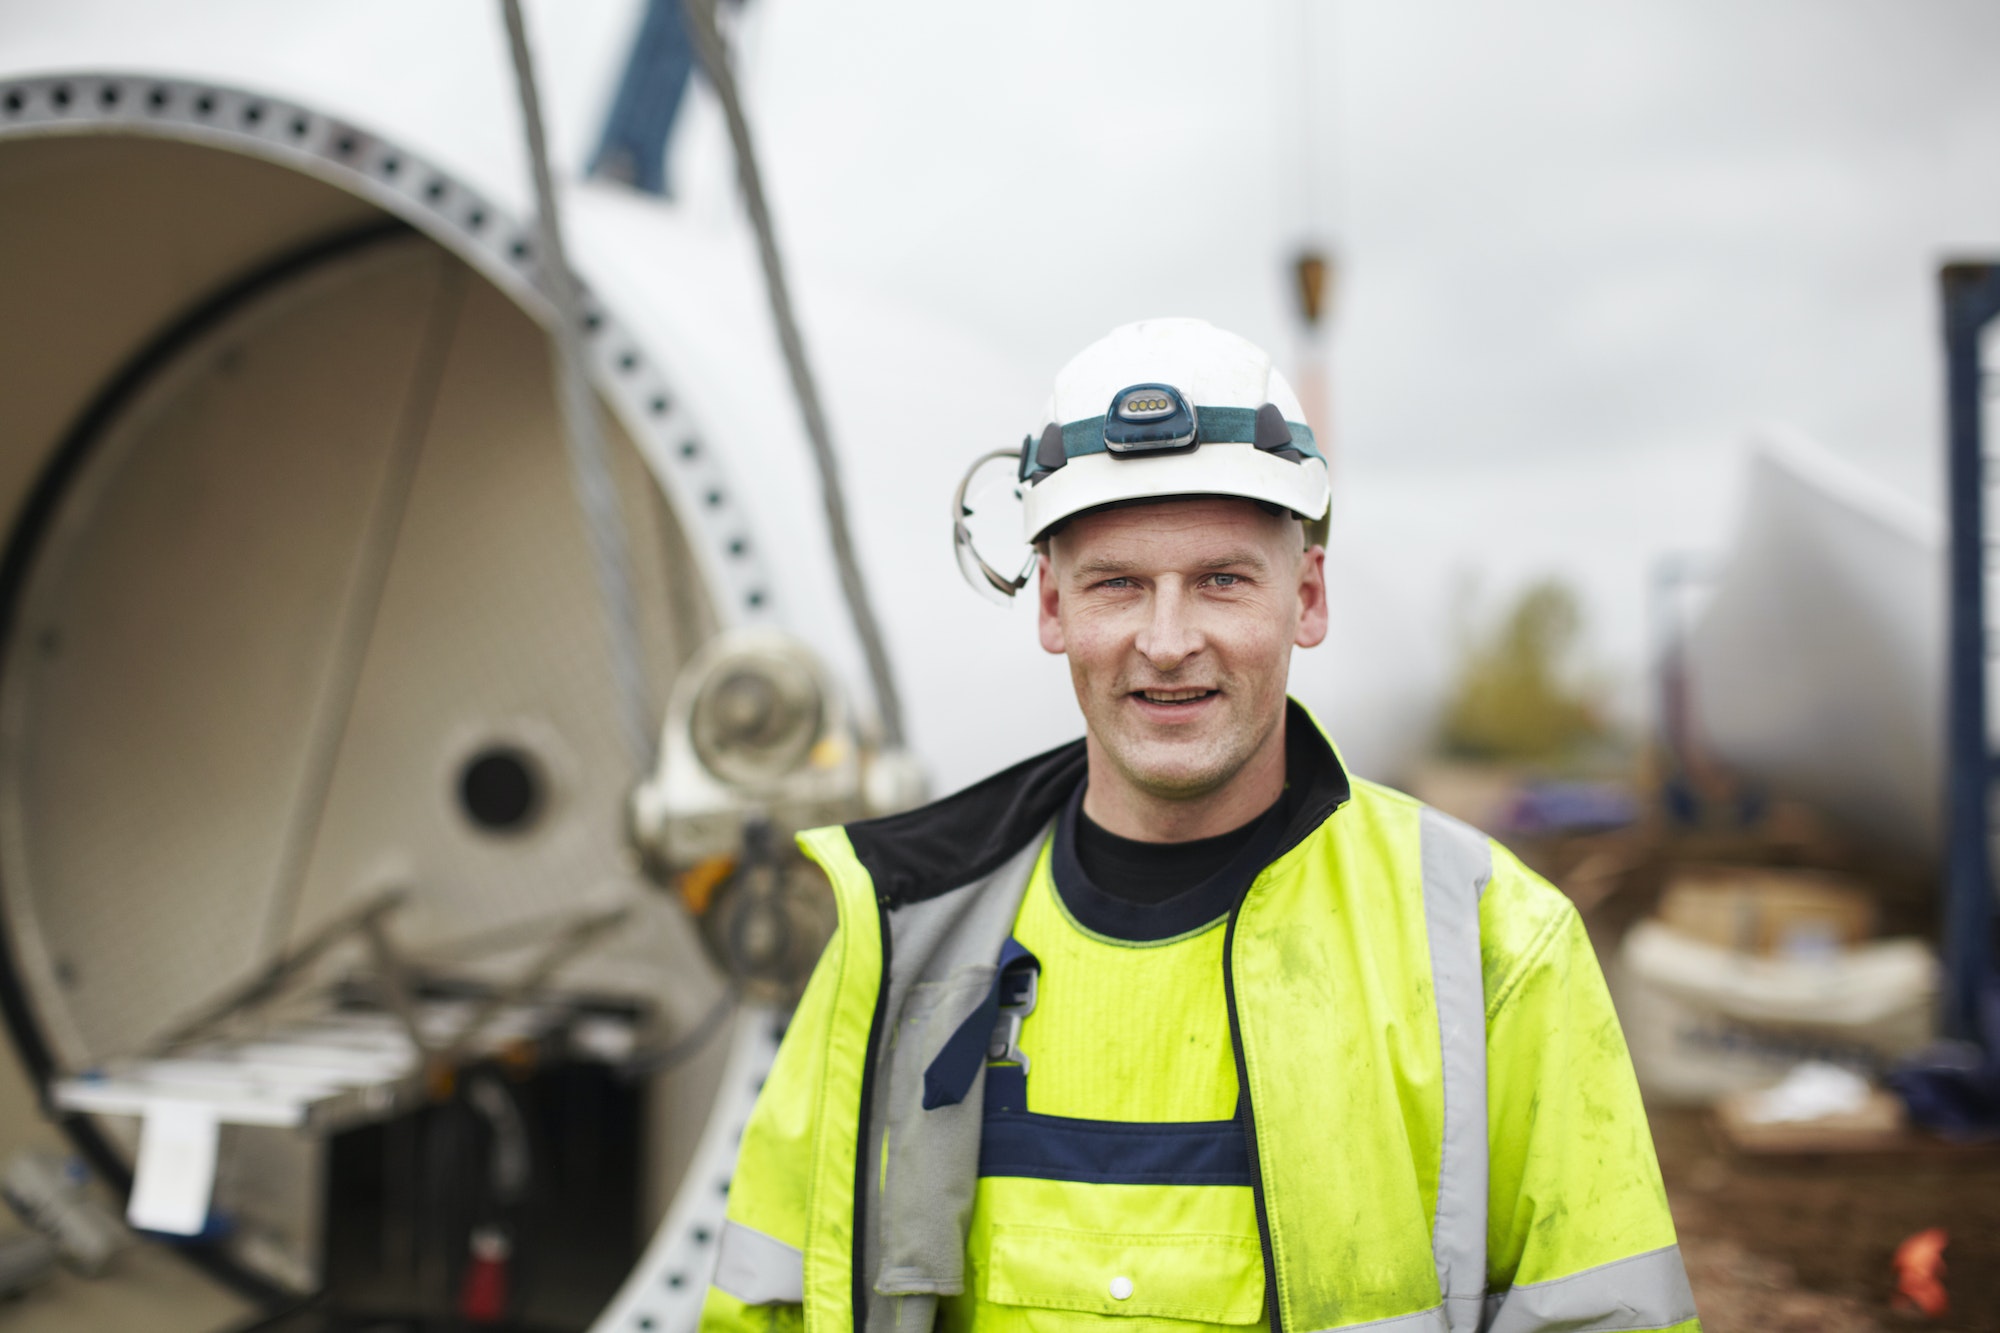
[500,0,658,774]
[680,0,908,750]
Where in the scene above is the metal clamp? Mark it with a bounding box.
[985,965,1037,1074]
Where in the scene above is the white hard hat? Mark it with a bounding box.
[1027,318,1328,542]
[953,319,1331,600]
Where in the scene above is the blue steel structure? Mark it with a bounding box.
[590,0,697,196]
[1941,262,2000,1043]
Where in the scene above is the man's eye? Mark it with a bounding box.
[1209,573,1242,588]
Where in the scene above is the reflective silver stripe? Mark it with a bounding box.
[1419,807,1493,1333]
[711,1219,804,1304]
[1305,1303,1449,1332]
[1482,1245,1698,1333]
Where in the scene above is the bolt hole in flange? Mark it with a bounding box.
[457,744,545,834]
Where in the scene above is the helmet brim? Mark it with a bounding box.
[1022,444,1330,545]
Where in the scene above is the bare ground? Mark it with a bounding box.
[1652,1106,2000,1332]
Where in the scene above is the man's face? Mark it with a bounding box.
[1038,496,1328,804]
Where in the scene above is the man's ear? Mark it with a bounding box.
[1295,545,1329,649]
[1037,552,1065,655]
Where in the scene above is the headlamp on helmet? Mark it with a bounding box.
[953,318,1332,600]
[1103,383,1197,454]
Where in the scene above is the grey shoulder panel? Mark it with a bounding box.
[863,827,1049,1326]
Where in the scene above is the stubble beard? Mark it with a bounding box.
[1082,675,1284,806]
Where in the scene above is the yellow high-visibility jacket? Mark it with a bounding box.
[700,702,1699,1333]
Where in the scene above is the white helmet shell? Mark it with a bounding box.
[1020,318,1330,544]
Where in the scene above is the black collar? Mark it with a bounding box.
[845,698,1353,911]
[1051,778,1289,942]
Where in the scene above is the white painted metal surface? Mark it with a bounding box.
[0,66,787,1305]
[1684,426,1944,854]
[53,1004,635,1132]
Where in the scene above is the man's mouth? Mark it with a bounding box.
[1134,687,1218,706]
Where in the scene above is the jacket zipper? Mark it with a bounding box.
[851,895,892,1332]
[1222,893,1284,1333]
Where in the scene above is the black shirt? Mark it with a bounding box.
[1053,780,1290,943]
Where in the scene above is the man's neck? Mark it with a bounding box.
[1079,720,1289,843]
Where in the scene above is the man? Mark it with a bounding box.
[701,319,1698,1333]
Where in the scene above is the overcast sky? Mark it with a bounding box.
[724,1,2000,496]
[690,0,2000,775]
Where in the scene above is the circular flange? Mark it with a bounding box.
[0,71,779,625]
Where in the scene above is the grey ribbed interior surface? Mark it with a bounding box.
[0,128,739,1268]
[8,237,695,1043]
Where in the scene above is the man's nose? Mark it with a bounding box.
[1135,582,1201,669]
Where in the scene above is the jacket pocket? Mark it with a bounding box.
[985,1223,1265,1324]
